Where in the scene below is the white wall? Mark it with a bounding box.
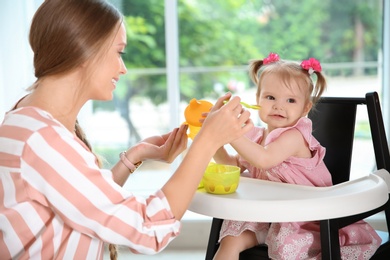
[0,0,43,121]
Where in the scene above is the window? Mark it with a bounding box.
[0,0,387,218]
[106,1,384,197]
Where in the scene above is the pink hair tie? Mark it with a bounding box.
[301,57,322,74]
[263,52,280,65]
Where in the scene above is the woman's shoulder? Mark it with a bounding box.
[2,106,71,142]
[6,106,61,129]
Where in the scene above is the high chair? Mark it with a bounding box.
[196,92,390,259]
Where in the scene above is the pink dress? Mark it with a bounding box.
[219,117,381,259]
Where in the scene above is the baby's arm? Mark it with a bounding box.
[230,128,309,169]
[213,145,240,166]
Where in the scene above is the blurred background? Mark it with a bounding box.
[1,0,388,258]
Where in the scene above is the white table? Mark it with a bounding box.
[189,170,389,222]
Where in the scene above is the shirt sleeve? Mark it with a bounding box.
[21,124,181,254]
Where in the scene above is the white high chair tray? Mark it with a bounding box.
[189,170,389,222]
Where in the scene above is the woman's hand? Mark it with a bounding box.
[112,124,188,186]
[161,93,253,219]
[196,93,253,149]
[127,124,188,163]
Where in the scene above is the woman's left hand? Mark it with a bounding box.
[127,124,188,163]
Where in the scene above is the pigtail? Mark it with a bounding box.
[249,53,281,98]
[311,71,327,105]
[248,59,265,86]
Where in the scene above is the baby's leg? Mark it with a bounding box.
[213,230,258,260]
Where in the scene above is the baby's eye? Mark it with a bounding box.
[287,98,296,103]
[266,95,275,100]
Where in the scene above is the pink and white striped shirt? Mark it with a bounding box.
[0,107,181,259]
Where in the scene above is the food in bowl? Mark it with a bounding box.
[202,163,240,194]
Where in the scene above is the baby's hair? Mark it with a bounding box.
[249,57,327,106]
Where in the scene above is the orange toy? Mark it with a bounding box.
[184,98,213,139]
[184,98,213,127]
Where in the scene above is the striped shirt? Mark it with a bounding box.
[0,107,181,259]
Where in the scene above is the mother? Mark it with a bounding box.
[0,0,252,259]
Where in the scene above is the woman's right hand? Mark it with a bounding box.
[161,93,253,220]
[196,93,253,149]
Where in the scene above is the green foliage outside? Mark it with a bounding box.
[96,0,381,157]
[115,0,380,104]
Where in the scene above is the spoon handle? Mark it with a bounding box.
[223,100,261,110]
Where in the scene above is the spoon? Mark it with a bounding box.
[223,100,261,110]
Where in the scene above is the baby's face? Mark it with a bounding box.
[257,74,312,130]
